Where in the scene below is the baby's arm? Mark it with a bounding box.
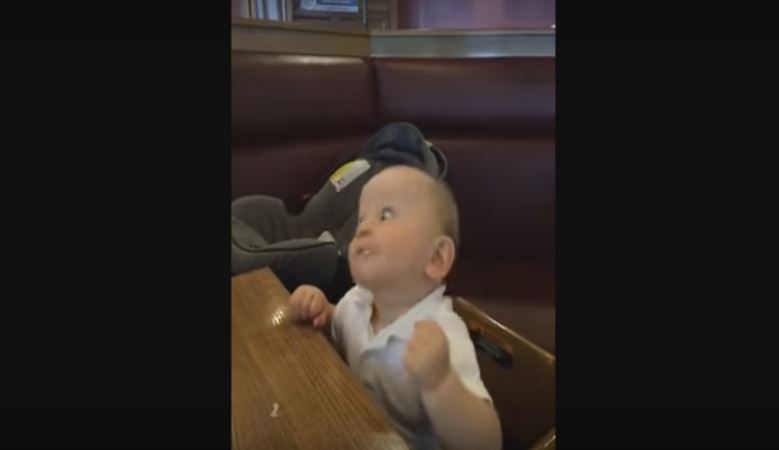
[404,321,501,450]
[421,369,501,450]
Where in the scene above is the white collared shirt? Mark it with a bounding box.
[331,284,492,450]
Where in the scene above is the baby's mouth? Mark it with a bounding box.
[355,246,374,257]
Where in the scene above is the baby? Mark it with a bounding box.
[288,165,501,450]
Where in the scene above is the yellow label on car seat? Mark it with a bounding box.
[329,159,371,193]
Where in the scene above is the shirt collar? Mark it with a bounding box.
[353,284,448,348]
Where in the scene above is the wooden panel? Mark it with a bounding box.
[371,29,555,58]
[453,296,555,450]
[232,18,370,56]
[232,268,408,450]
[231,18,554,58]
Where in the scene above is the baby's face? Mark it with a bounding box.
[349,167,440,291]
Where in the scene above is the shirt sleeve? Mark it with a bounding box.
[330,285,360,347]
[441,313,493,403]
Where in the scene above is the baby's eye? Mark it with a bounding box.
[380,207,395,221]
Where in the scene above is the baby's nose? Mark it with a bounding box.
[355,219,373,237]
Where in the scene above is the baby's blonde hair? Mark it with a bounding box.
[374,164,461,254]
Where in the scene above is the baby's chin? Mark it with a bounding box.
[350,265,396,291]
[350,266,430,293]
[349,269,384,291]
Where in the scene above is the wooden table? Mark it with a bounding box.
[232,268,408,450]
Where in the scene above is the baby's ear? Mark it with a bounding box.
[425,235,456,281]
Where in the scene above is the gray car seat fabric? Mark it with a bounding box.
[231,122,447,299]
[231,197,340,289]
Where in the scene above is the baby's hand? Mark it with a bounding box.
[288,285,331,329]
[403,320,452,391]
